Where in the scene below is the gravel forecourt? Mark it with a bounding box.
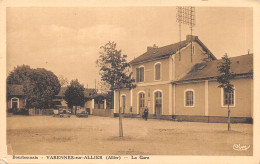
[7,115,253,155]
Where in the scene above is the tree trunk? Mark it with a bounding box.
[118,89,123,137]
[111,89,114,109]
[227,93,231,131]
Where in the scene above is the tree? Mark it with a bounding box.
[97,41,136,137]
[7,65,32,85]
[64,79,85,113]
[97,81,111,94]
[217,53,235,131]
[7,65,61,109]
[58,75,69,87]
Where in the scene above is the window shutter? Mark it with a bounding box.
[140,67,144,82]
[155,64,160,80]
[136,68,139,82]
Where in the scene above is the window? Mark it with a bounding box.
[11,97,19,109]
[139,93,145,109]
[154,63,161,80]
[185,90,194,107]
[121,95,126,113]
[154,91,162,115]
[136,66,144,82]
[223,88,234,106]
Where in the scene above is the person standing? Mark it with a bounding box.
[143,106,149,120]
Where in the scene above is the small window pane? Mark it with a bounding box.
[185,91,194,106]
[223,88,234,106]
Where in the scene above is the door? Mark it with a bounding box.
[11,98,19,113]
[154,91,162,116]
[139,92,145,115]
[122,95,126,113]
[12,102,18,113]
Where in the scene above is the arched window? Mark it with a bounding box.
[138,92,145,114]
[185,90,194,107]
[154,91,162,115]
[154,62,161,80]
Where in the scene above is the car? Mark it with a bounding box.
[76,108,88,118]
[53,108,71,118]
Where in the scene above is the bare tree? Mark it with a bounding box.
[58,75,69,87]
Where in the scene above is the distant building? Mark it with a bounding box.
[52,87,97,109]
[114,35,253,123]
[7,84,26,113]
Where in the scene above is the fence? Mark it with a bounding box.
[92,108,114,117]
[29,108,54,116]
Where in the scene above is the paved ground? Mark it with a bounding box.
[7,115,253,155]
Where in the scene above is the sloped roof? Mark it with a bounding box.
[177,54,253,82]
[84,88,97,98]
[56,87,97,98]
[7,84,24,96]
[130,35,216,64]
[56,87,67,97]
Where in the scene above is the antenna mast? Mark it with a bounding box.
[176,6,196,62]
[176,7,183,61]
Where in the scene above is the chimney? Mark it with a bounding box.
[147,44,158,52]
[147,46,154,52]
[186,35,198,42]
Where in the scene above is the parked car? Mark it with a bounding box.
[53,107,71,118]
[76,108,88,118]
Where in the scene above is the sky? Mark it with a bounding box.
[6,7,253,88]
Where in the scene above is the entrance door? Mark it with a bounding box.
[12,98,18,113]
[154,91,162,116]
[139,92,145,115]
[122,95,126,113]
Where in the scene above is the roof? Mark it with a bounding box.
[93,93,110,99]
[56,87,67,97]
[7,84,24,96]
[56,87,97,98]
[130,35,216,64]
[177,54,253,82]
[84,88,97,98]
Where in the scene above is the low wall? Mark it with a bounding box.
[92,109,114,117]
[29,109,54,116]
[113,113,253,124]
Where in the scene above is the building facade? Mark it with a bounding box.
[114,35,253,123]
[7,84,26,113]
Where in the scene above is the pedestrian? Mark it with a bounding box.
[143,106,149,120]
